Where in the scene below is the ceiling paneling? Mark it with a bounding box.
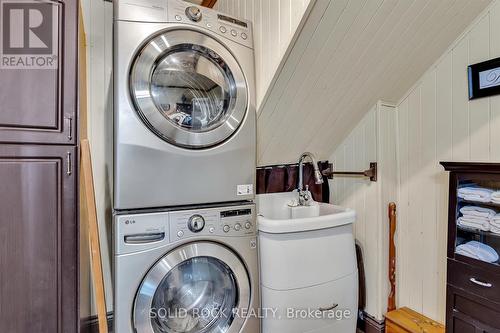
[256,0,492,165]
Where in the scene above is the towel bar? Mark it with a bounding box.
[322,162,377,182]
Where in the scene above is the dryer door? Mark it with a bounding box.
[130,29,248,149]
[133,242,251,333]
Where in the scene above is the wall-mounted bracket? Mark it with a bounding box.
[322,162,377,182]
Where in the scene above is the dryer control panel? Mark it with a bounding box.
[167,0,253,48]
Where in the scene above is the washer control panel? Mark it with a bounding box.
[170,204,256,240]
[115,204,256,254]
[167,0,253,48]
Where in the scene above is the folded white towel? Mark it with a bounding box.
[457,217,490,231]
[456,241,499,263]
[490,214,500,229]
[460,206,496,218]
[458,187,494,203]
[492,191,500,200]
[490,225,500,235]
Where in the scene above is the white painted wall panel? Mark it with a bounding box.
[330,102,397,321]
[214,0,311,107]
[330,1,500,323]
[81,0,114,314]
[395,0,500,322]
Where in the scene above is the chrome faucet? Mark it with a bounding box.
[297,152,324,206]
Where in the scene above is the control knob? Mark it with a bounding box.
[186,6,202,22]
[188,215,205,233]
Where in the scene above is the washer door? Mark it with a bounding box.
[130,29,248,149]
[134,242,251,333]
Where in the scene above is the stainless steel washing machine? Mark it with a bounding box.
[113,203,260,333]
[114,0,256,210]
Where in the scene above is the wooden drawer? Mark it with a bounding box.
[447,285,500,331]
[447,259,500,304]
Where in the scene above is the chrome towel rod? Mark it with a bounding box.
[322,162,377,182]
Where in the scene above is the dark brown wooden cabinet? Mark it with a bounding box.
[0,0,77,145]
[441,162,500,333]
[0,145,77,333]
[0,0,79,332]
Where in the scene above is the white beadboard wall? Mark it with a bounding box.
[330,102,397,321]
[81,0,114,314]
[214,0,312,107]
[396,0,500,323]
[332,0,500,323]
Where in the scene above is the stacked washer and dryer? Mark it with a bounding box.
[113,1,260,332]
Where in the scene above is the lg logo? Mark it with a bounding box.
[1,0,58,69]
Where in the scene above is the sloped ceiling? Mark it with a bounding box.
[257,0,491,165]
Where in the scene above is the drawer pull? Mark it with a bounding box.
[319,303,338,312]
[470,277,493,288]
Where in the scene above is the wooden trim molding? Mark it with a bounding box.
[388,203,397,312]
[201,0,217,8]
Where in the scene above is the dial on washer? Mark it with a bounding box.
[188,215,205,232]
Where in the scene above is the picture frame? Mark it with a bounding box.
[468,57,500,100]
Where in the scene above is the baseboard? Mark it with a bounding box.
[81,312,113,333]
[83,310,380,333]
[358,311,385,333]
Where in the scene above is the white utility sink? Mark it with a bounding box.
[256,191,358,333]
[256,191,356,234]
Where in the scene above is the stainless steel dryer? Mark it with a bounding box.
[114,0,256,210]
[113,203,260,333]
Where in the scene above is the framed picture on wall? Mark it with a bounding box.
[468,57,500,100]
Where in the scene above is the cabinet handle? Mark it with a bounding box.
[66,152,72,176]
[319,303,338,312]
[65,116,73,140]
[470,277,492,288]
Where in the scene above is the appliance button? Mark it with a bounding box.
[209,227,215,233]
[188,215,205,233]
[206,23,212,28]
[245,222,252,229]
[241,32,248,40]
[234,223,242,231]
[177,230,184,238]
[175,15,182,21]
[223,225,230,233]
[231,29,237,37]
[219,26,227,33]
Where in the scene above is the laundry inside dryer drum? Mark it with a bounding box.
[149,45,237,133]
[150,256,239,333]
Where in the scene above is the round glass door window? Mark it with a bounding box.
[151,257,237,332]
[130,30,248,149]
[133,243,251,333]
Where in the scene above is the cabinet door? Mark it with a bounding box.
[0,0,77,144]
[0,145,77,333]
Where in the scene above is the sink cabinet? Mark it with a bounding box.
[257,192,358,332]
